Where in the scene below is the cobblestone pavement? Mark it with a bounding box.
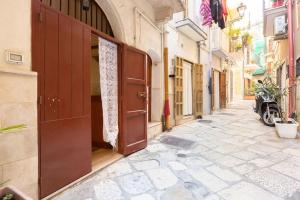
[53,101,300,200]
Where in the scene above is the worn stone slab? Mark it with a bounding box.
[248,158,273,167]
[168,161,187,171]
[146,168,178,190]
[94,180,124,200]
[131,194,155,200]
[233,164,256,175]
[232,151,258,161]
[247,144,279,155]
[118,172,153,195]
[246,168,300,197]
[146,143,168,153]
[283,148,300,157]
[132,159,160,171]
[160,185,194,200]
[188,168,228,192]
[219,181,283,200]
[185,157,213,167]
[272,161,300,181]
[216,155,245,167]
[201,151,224,161]
[207,165,241,182]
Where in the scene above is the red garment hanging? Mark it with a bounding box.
[222,0,228,21]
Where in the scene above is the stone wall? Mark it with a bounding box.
[0,0,38,199]
[0,69,38,199]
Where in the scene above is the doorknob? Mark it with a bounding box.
[137,92,147,98]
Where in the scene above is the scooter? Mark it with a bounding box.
[254,80,281,127]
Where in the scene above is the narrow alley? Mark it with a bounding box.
[53,101,300,200]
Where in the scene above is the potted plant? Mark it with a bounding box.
[0,124,32,200]
[261,77,300,138]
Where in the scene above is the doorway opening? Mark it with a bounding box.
[183,61,193,116]
[90,34,122,171]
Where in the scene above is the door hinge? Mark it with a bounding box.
[39,12,43,22]
[38,96,43,105]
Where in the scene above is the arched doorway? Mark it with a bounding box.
[40,0,114,37]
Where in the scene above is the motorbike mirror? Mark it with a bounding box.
[258,80,263,84]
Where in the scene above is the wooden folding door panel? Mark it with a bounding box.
[38,6,91,198]
[119,44,147,155]
[174,57,183,123]
[220,72,227,108]
[193,64,203,117]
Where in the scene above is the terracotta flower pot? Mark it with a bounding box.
[0,186,32,200]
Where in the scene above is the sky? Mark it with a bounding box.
[227,0,263,27]
[227,0,264,41]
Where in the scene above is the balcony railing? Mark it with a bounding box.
[264,0,286,10]
[211,28,229,58]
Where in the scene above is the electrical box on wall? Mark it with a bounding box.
[5,50,24,64]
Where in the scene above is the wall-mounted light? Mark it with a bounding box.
[82,0,91,11]
[237,2,247,18]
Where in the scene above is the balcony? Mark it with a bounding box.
[147,0,186,22]
[175,18,207,41]
[263,0,288,38]
[211,28,229,58]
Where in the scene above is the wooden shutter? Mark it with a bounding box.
[220,72,227,108]
[174,57,183,121]
[193,64,203,117]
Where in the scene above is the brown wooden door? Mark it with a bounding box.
[119,44,147,155]
[174,57,184,123]
[193,64,203,117]
[38,5,91,198]
[211,70,215,110]
[220,72,227,108]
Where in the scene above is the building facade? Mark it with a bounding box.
[0,0,232,199]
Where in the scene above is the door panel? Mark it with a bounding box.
[220,72,226,108]
[39,6,91,198]
[193,64,203,117]
[174,57,184,122]
[119,45,147,155]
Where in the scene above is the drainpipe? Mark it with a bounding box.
[288,0,295,115]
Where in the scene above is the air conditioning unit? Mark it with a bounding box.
[274,15,287,36]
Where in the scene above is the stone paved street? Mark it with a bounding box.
[53,101,300,200]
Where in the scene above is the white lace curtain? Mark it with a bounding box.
[98,38,118,148]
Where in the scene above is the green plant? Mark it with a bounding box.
[255,76,288,122]
[242,32,253,47]
[0,124,26,134]
[1,193,14,200]
[228,28,241,39]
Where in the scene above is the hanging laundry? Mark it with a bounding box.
[210,0,225,29]
[200,0,213,27]
[222,0,228,21]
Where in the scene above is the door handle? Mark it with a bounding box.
[137,92,147,98]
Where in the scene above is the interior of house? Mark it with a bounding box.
[90,34,122,171]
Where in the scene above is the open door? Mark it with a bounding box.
[119,44,148,155]
[36,5,91,198]
[193,64,203,117]
[174,57,184,123]
[220,72,226,108]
